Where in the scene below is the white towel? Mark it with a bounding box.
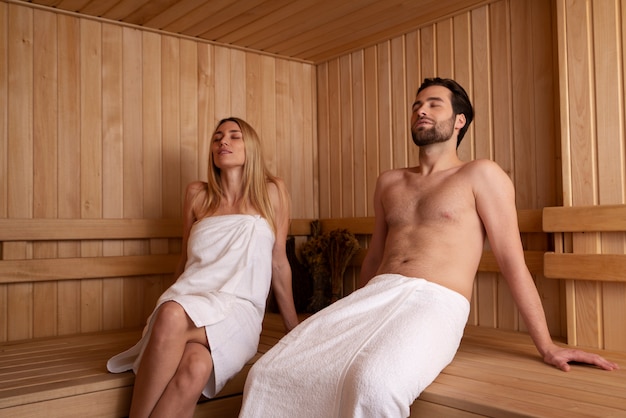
[239,274,470,418]
[107,214,275,398]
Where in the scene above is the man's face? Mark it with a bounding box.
[410,85,456,147]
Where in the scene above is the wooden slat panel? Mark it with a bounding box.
[544,253,626,282]
[479,250,544,275]
[319,217,375,235]
[288,219,313,236]
[517,209,544,233]
[543,204,626,232]
[0,254,179,284]
[0,219,183,241]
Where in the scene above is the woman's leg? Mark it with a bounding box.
[151,342,214,418]
[129,302,209,418]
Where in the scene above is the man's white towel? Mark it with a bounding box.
[107,214,275,398]
[239,274,470,418]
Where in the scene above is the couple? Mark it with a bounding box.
[108,78,618,418]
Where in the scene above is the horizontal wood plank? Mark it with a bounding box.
[289,219,314,236]
[543,204,626,232]
[479,250,544,275]
[0,254,180,283]
[0,219,183,241]
[544,253,626,282]
[319,217,376,234]
[0,218,316,243]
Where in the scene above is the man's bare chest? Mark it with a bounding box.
[382,175,475,226]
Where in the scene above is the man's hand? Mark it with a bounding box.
[543,345,620,371]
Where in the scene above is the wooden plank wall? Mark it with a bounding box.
[0,1,317,341]
[556,0,626,351]
[316,0,564,335]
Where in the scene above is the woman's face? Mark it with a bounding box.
[212,120,246,170]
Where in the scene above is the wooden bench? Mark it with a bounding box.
[1,212,625,417]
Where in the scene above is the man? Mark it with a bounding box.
[239,78,618,418]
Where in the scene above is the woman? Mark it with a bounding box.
[107,117,299,418]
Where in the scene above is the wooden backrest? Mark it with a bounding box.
[543,205,626,282]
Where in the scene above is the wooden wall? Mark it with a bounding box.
[316,0,564,335]
[3,0,623,350]
[0,1,317,340]
[556,0,626,350]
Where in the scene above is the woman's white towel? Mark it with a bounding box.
[107,214,275,398]
[239,274,470,418]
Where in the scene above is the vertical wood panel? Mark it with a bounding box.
[275,59,291,192]
[0,2,6,340]
[340,55,354,216]
[405,30,420,167]
[102,23,124,331]
[317,63,331,217]
[197,43,214,181]
[471,6,493,161]
[79,19,104,332]
[143,31,163,218]
[57,12,81,336]
[351,51,367,217]
[0,2,6,221]
[180,39,199,192]
[7,3,34,341]
[33,9,59,338]
[391,37,407,170]
[327,59,341,216]
[377,41,392,174]
[453,13,473,163]
[290,60,309,218]
[161,36,181,219]
[364,46,378,216]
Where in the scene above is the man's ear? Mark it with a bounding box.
[455,113,466,130]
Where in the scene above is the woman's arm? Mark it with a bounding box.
[268,179,299,331]
[174,181,204,280]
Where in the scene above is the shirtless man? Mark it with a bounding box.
[360,77,617,372]
[239,78,618,418]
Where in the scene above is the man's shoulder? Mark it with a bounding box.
[378,167,412,181]
[460,158,506,177]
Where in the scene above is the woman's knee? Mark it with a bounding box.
[151,302,189,341]
[173,344,213,392]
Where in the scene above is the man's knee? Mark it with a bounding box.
[339,360,409,417]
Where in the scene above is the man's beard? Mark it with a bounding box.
[411,115,455,147]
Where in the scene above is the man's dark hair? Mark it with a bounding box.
[417,77,474,147]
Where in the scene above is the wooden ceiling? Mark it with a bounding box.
[21,0,490,63]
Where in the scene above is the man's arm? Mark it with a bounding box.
[474,160,618,371]
[359,174,389,288]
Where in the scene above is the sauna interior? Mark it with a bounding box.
[1,0,626,354]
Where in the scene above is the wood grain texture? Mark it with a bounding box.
[556,0,626,350]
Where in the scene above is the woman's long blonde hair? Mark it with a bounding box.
[194,117,284,234]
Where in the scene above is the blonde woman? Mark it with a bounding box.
[108,117,299,418]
